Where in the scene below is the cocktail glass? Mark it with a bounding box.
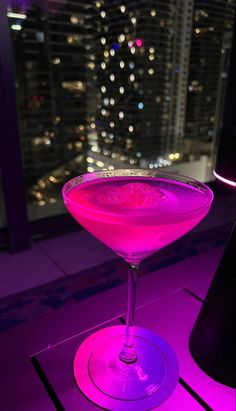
[62,169,213,410]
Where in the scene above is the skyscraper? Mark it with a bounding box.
[94,0,194,165]
[185,0,235,147]
[8,1,93,186]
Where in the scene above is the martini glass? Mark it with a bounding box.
[62,169,213,410]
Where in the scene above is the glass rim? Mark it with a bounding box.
[62,168,214,218]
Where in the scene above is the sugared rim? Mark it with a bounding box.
[62,169,214,218]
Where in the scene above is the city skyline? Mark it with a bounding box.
[7,0,235,214]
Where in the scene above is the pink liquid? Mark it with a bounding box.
[65,176,212,263]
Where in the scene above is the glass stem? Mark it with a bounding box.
[119,263,139,364]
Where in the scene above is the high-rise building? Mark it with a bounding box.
[8,1,94,186]
[94,0,194,164]
[185,0,235,147]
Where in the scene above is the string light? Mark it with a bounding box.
[100,11,106,18]
[120,5,126,13]
[101,108,107,115]
[130,74,135,82]
[151,9,157,17]
[131,17,137,24]
[138,102,144,109]
[119,86,125,94]
[129,62,135,69]
[110,122,115,128]
[101,37,106,45]
[131,47,136,54]
[148,68,154,75]
[101,62,106,69]
[149,47,155,53]
[104,50,109,58]
[101,85,106,93]
[149,55,155,61]
[110,73,115,81]
[110,48,115,56]
[104,98,109,106]
[120,60,125,69]
[119,111,124,119]
[110,98,115,105]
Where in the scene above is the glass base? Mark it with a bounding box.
[74,325,179,410]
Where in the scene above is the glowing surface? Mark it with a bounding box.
[213,170,236,187]
[65,176,212,263]
[74,325,179,410]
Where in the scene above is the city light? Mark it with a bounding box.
[11,24,22,31]
[10,0,233,211]
[135,39,143,47]
[52,57,61,64]
[70,15,79,24]
[7,12,26,19]
[118,34,125,43]
[129,125,134,132]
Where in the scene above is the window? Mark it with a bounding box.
[2,0,235,224]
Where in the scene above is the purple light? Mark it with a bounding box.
[213,170,236,187]
[7,0,66,14]
[135,39,143,47]
[7,0,29,12]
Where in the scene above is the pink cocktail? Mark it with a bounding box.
[62,169,213,410]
